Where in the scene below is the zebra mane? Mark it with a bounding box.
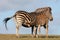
[35,7,52,15]
[35,7,51,12]
[16,10,28,14]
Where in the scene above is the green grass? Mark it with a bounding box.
[0,34,60,40]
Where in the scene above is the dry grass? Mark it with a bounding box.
[0,34,60,40]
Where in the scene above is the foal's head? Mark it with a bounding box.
[35,7,53,21]
[45,7,53,21]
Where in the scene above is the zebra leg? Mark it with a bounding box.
[37,25,40,38]
[31,26,34,35]
[33,26,36,37]
[35,27,38,38]
[35,27,37,34]
[46,24,48,38]
[14,17,19,38]
[16,23,20,38]
[14,17,22,38]
[16,21,22,38]
[31,27,34,37]
[31,26,37,37]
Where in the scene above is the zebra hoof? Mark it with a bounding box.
[36,35,39,38]
[33,35,36,38]
[32,35,36,38]
[16,36,20,38]
[46,35,48,38]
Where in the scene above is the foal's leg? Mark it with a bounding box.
[33,26,36,37]
[37,25,40,37]
[46,24,48,37]
[35,27,37,35]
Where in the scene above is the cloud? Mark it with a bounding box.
[0,0,59,12]
[0,0,33,12]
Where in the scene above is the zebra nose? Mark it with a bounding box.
[50,18,53,21]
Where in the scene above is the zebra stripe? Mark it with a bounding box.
[3,11,32,37]
[15,11,31,23]
[14,11,32,37]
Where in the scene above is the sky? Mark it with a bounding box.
[0,0,60,35]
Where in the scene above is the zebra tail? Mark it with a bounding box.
[3,16,13,30]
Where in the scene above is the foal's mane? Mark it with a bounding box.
[35,7,52,15]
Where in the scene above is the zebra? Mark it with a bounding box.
[22,7,53,37]
[32,7,53,37]
[3,7,53,38]
[3,10,36,38]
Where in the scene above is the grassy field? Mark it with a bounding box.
[0,34,60,40]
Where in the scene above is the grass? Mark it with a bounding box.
[0,34,60,40]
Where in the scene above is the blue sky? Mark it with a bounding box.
[0,0,60,35]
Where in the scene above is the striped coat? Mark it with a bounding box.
[3,10,36,37]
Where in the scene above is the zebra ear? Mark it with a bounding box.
[48,7,52,11]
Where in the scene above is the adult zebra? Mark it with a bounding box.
[3,11,36,38]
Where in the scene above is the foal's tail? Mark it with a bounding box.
[3,15,15,30]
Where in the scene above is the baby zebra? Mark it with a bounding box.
[35,7,53,37]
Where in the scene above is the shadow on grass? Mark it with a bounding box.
[19,35,60,38]
[0,34,60,38]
